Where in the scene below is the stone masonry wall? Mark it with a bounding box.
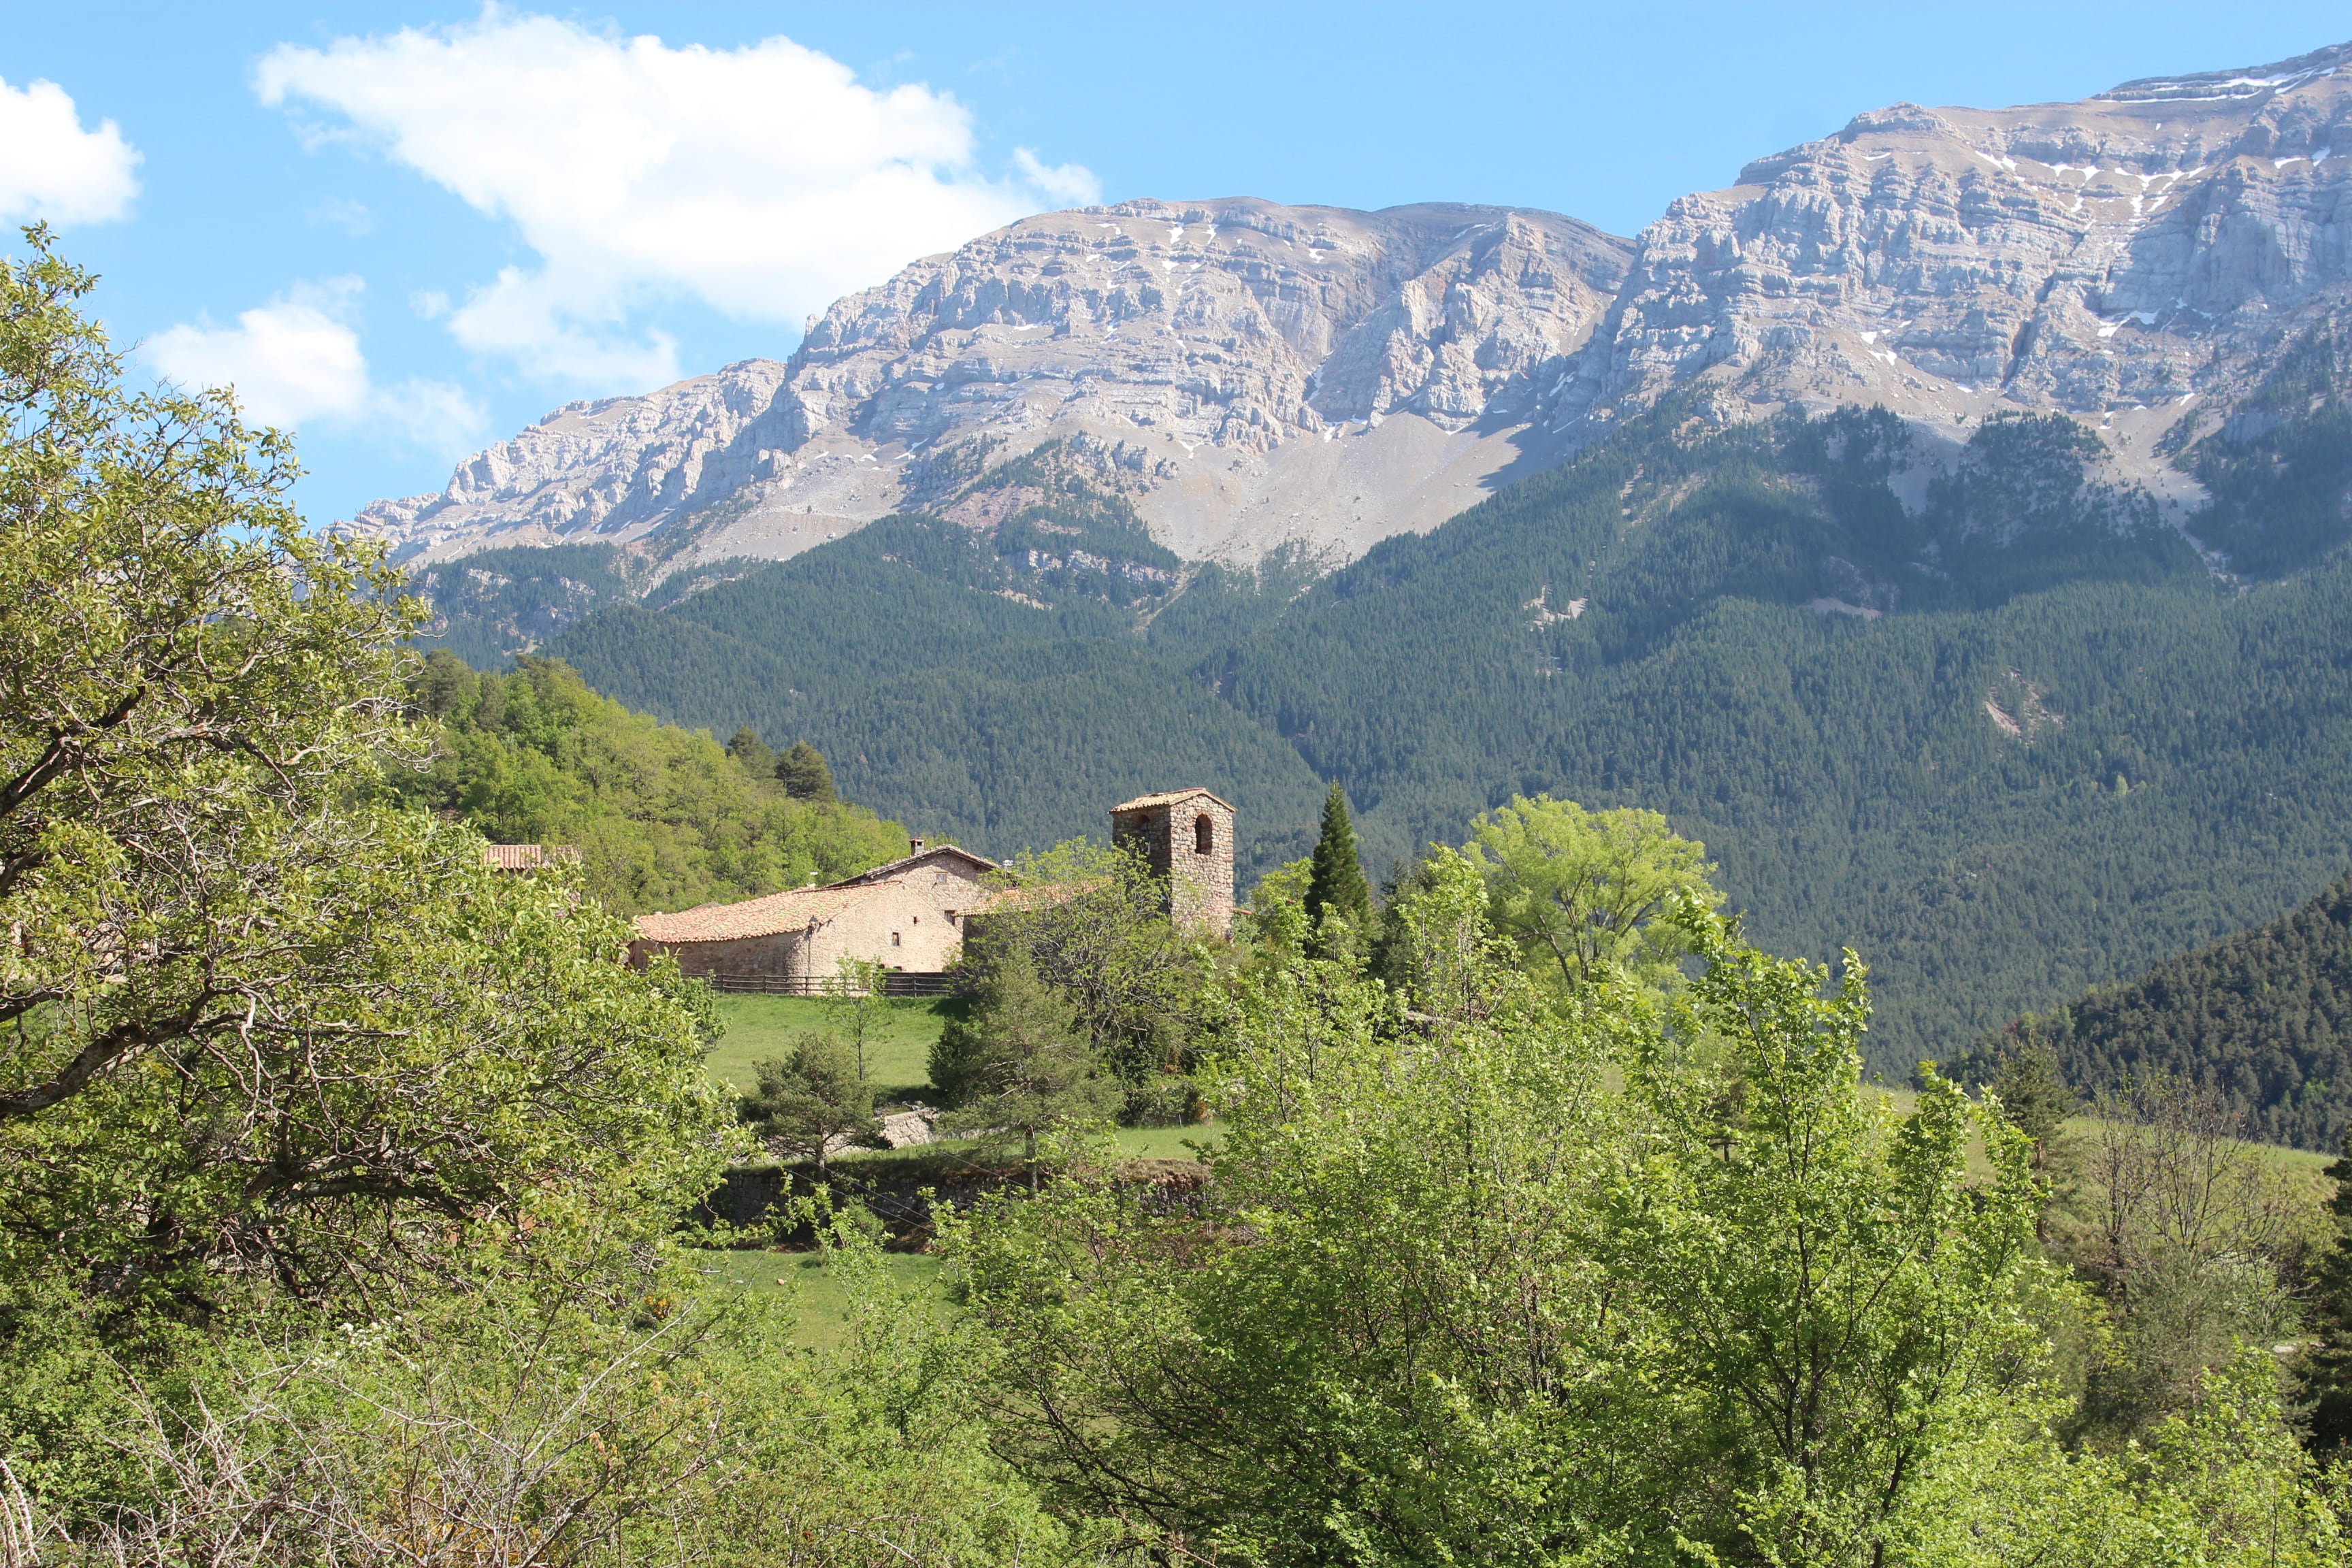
[1111,794,1235,937]
[645,928,808,979]
[804,860,992,977]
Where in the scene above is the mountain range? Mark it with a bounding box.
[358,39,2349,576]
[372,39,2352,1076]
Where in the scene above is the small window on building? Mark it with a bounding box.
[1195,813,1214,855]
[891,931,902,947]
[946,909,958,924]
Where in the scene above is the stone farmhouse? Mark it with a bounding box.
[628,788,1239,985]
[630,841,998,987]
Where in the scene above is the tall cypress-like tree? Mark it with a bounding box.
[2306,1132,2352,1454]
[1305,783,1375,935]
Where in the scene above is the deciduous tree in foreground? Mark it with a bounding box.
[949,853,2350,1566]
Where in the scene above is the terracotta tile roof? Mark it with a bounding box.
[635,883,877,943]
[832,845,997,887]
[483,843,583,871]
[1112,787,1231,813]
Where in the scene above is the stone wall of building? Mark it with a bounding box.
[804,861,990,976]
[1111,791,1235,937]
[636,928,809,979]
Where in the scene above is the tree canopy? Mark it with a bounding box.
[1465,793,1720,1004]
[398,651,906,914]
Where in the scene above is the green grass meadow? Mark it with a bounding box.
[705,993,962,1100]
[693,992,1215,1342]
[702,994,1224,1166]
[689,1246,948,1349]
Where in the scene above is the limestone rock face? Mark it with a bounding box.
[352,359,798,564]
[1558,41,2352,480]
[353,200,1630,568]
[354,41,2352,570]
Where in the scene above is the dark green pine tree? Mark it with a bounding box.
[725,725,776,777]
[2305,1133,2352,1455]
[1989,1033,2076,1169]
[1305,782,1375,937]
[776,740,837,802]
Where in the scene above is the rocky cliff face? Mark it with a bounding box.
[355,200,1629,567]
[353,40,2352,572]
[1561,42,2352,485]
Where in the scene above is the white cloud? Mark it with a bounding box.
[253,10,1098,387]
[0,76,141,226]
[146,279,370,426]
[1013,148,1100,207]
[144,278,487,453]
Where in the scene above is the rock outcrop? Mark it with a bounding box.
[355,201,1629,567]
[1558,41,2352,483]
[353,40,2352,571]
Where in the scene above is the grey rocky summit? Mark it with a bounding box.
[352,40,2352,572]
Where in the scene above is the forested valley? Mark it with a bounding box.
[13,228,2352,1565]
[444,355,2352,1077]
[1955,865,2352,1152]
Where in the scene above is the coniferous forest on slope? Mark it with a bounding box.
[1955,866,2352,1151]
[463,388,2352,1075]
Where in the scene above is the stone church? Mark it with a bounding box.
[629,788,1237,985]
[1109,787,1235,938]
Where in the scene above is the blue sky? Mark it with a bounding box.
[3,1,2345,525]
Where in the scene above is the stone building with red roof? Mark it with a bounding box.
[628,843,997,985]
[628,787,1240,985]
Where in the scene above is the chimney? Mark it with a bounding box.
[910,837,926,853]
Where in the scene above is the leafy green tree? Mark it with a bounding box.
[0,233,738,1509]
[1247,855,1312,924]
[2067,1073,2308,1433]
[743,1031,872,1180]
[0,240,727,1326]
[951,864,2091,1567]
[1616,906,2046,1566]
[0,227,413,1126]
[820,956,889,1081]
[936,953,1116,1180]
[1464,793,1720,1002]
[777,740,837,802]
[962,840,1201,1113]
[2304,1129,2352,1454]
[1303,781,1373,953]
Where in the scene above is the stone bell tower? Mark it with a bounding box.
[1109,788,1235,937]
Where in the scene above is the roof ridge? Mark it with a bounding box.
[1112,787,1233,813]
